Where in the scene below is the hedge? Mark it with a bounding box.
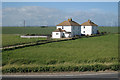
[2,64,119,74]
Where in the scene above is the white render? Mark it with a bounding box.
[57,26,81,36]
[52,26,81,38]
[21,36,48,38]
[52,19,98,38]
[81,26,98,35]
[52,32,63,38]
[71,26,81,37]
[64,33,71,38]
[92,26,98,34]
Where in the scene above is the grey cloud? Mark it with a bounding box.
[69,9,118,26]
[2,6,118,26]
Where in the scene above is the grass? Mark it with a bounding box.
[2,27,119,73]
[2,27,118,34]
[98,27,118,34]
[2,34,118,70]
[2,27,118,47]
[2,34,47,47]
[2,27,56,34]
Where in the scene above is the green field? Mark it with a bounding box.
[2,34,47,47]
[2,27,56,34]
[2,27,119,73]
[2,27,118,47]
[98,27,118,34]
[2,27,118,34]
[2,34,118,72]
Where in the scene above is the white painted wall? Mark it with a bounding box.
[92,26,98,34]
[71,26,81,37]
[53,26,81,38]
[57,26,81,37]
[52,32,63,38]
[53,25,98,38]
[65,33,71,38]
[21,36,47,38]
[81,26,92,35]
[81,26,98,35]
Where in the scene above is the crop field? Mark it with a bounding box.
[2,33,118,73]
[98,27,118,34]
[1,27,119,73]
[2,27,56,34]
[2,27,118,34]
[2,34,47,47]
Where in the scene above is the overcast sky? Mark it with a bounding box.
[2,2,118,26]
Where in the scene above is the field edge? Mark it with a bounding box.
[2,63,119,74]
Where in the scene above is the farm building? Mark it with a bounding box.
[52,18,81,38]
[81,20,98,35]
[52,19,98,38]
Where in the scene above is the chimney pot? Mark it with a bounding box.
[68,18,72,21]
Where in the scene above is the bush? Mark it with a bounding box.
[2,64,119,73]
[110,65,119,71]
[101,32,107,35]
[75,35,81,38]
[72,38,76,40]
[46,60,57,65]
[85,34,90,38]
[97,30,100,34]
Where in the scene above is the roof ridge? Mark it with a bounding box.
[81,20,98,26]
[67,21,72,25]
[56,19,80,26]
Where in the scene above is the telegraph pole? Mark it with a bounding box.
[24,20,25,27]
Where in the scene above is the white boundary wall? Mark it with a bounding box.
[21,36,48,38]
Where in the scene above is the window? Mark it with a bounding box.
[83,31,85,33]
[56,33,59,35]
[83,26,85,28]
[63,33,65,36]
[62,26,64,29]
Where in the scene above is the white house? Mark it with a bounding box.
[52,18,81,38]
[81,20,98,35]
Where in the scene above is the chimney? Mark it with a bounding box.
[88,19,91,22]
[68,18,72,21]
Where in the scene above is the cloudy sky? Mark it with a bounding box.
[2,2,118,26]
